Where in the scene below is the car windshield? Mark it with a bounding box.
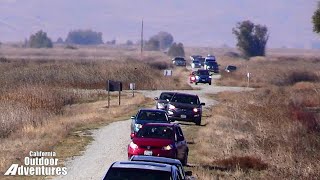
[198,70,210,75]
[228,66,236,70]
[137,111,168,122]
[192,61,200,63]
[174,58,185,61]
[171,94,199,105]
[104,167,172,180]
[159,93,174,101]
[136,126,174,139]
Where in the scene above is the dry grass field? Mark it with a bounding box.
[185,55,320,179]
[0,47,191,176]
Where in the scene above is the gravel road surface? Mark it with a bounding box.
[54,73,251,180]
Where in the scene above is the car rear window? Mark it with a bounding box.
[160,93,174,100]
[136,126,174,139]
[137,111,168,122]
[192,60,200,63]
[197,70,210,75]
[104,167,172,180]
[171,94,199,105]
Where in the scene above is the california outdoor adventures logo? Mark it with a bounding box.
[4,151,67,176]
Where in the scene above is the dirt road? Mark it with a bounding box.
[54,75,250,180]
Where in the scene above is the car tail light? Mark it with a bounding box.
[191,77,195,80]
[130,133,135,139]
[193,108,199,113]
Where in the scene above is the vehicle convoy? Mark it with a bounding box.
[130,155,193,180]
[204,61,219,73]
[172,57,186,66]
[128,123,189,165]
[166,92,205,125]
[194,69,212,85]
[102,161,181,180]
[130,109,170,136]
[154,92,175,110]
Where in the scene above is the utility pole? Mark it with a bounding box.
[141,18,144,57]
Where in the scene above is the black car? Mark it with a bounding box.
[195,69,212,85]
[131,109,170,136]
[103,161,181,180]
[154,92,175,110]
[204,61,219,73]
[172,57,186,66]
[130,155,193,180]
[166,93,205,125]
[225,65,237,72]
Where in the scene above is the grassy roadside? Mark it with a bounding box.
[183,55,320,179]
[1,92,154,180]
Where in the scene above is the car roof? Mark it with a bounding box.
[143,123,177,127]
[130,155,182,166]
[160,92,175,95]
[138,108,167,113]
[111,161,173,172]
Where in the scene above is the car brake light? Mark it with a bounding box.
[191,77,195,80]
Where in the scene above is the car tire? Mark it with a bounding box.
[209,82,211,85]
[195,82,198,85]
[195,117,201,125]
[182,151,188,166]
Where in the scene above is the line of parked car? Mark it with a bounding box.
[103,92,205,180]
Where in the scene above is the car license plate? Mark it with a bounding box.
[201,79,205,81]
[180,115,187,118]
[144,150,152,156]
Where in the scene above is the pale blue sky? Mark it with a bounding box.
[0,0,319,48]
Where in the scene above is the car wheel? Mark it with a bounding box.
[209,82,211,85]
[195,82,198,85]
[182,151,188,166]
[195,117,201,126]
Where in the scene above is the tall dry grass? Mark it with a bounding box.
[188,56,320,179]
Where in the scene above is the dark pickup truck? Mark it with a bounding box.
[165,92,205,125]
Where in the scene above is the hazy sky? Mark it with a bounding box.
[0,0,319,48]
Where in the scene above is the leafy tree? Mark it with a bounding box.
[29,30,53,48]
[157,31,174,50]
[232,20,269,58]
[168,42,185,57]
[65,29,103,45]
[145,37,160,51]
[312,2,320,34]
[56,37,64,44]
[126,40,133,46]
[145,31,174,51]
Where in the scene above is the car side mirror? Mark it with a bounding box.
[154,97,159,100]
[185,171,192,176]
[131,116,135,119]
[200,103,205,106]
[130,133,135,139]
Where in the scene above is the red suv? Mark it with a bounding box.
[128,123,189,165]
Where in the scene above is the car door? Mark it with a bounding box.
[174,126,187,160]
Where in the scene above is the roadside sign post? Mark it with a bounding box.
[164,70,172,76]
[130,83,136,97]
[247,72,250,88]
[106,80,122,107]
